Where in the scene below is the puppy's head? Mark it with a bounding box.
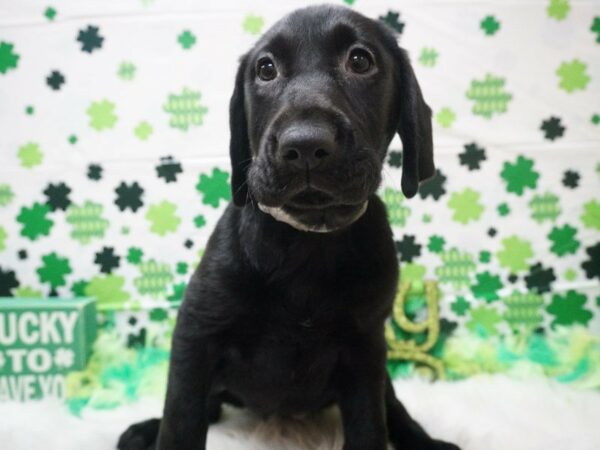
[229,5,434,232]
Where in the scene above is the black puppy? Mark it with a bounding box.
[118,5,459,450]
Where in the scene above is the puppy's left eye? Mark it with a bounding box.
[347,48,374,74]
[257,57,278,81]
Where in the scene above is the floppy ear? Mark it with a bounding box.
[229,55,251,207]
[392,46,435,198]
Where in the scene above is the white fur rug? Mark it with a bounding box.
[2,375,599,450]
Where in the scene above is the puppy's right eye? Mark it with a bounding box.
[257,57,278,81]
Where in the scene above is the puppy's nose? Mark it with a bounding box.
[279,125,336,170]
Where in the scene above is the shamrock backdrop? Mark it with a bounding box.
[1,0,599,384]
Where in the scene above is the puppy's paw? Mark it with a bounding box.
[117,418,160,450]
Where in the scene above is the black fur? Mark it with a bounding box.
[118,5,458,450]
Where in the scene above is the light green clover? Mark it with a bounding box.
[146,200,181,236]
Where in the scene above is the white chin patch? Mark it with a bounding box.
[257,201,368,233]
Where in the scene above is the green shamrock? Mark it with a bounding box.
[70,280,88,297]
[0,226,6,252]
[134,121,153,140]
[118,61,136,80]
[178,30,197,50]
[503,290,544,330]
[0,41,20,74]
[466,306,502,337]
[418,48,438,67]
[0,184,14,207]
[37,252,72,289]
[85,274,130,307]
[556,60,590,93]
[471,271,503,302]
[547,0,570,21]
[479,250,491,263]
[497,235,533,273]
[434,248,476,288]
[435,107,456,128]
[146,200,181,236]
[427,235,445,253]
[500,155,539,196]
[243,14,265,35]
[127,247,144,264]
[480,15,500,36]
[591,17,600,43]
[66,201,109,244]
[163,88,208,131]
[548,224,580,256]
[382,188,411,227]
[44,7,57,21]
[194,214,206,228]
[497,203,510,216]
[447,188,484,224]
[134,259,174,297]
[451,296,470,316]
[196,168,231,208]
[400,263,426,284]
[17,142,43,168]
[580,200,600,230]
[466,74,512,118]
[563,268,578,281]
[17,202,53,240]
[547,290,592,328]
[14,286,43,298]
[87,100,118,131]
[529,192,560,223]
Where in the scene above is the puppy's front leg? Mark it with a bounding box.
[156,311,219,450]
[337,334,388,450]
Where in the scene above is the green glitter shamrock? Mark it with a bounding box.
[196,168,231,208]
[17,202,53,240]
[556,60,590,93]
[547,0,570,21]
[163,88,208,131]
[127,247,143,264]
[400,263,426,284]
[435,107,456,128]
[0,226,6,252]
[66,201,109,244]
[447,188,484,224]
[134,121,153,140]
[146,200,181,236]
[503,290,544,330]
[85,274,130,307]
[466,306,502,337]
[547,290,592,328]
[194,214,206,228]
[529,192,560,223]
[0,184,14,207]
[243,14,265,35]
[434,248,476,288]
[548,224,580,256]
[87,100,118,131]
[134,259,174,298]
[497,235,533,273]
[37,252,72,288]
[178,30,196,49]
[427,235,445,253]
[591,17,600,43]
[382,188,411,227]
[0,41,20,74]
[118,61,136,80]
[18,142,43,168]
[480,15,500,36]
[466,74,512,119]
[471,271,503,302]
[418,48,438,67]
[580,200,600,230]
[451,296,470,316]
[500,155,539,196]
